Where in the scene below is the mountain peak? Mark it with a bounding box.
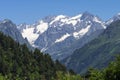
[83,11,91,15]
[0,19,16,28]
[81,12,95,20]
[106,12,120,25]
[82,11,94,16]
[2,19,13,24]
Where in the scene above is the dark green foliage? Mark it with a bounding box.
[55,60,67,72]
[83,55,120,80]
[104,55,120,80]
[54,71,83,80]
[0,32,68,80]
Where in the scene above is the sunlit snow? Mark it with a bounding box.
[22,27,39,45]
[50,14,82,26]
[70,14,82,20]
[93,17,101,23]
[55,33,70,43]
[50,15,66,25]
[73,25,91,39]
[66,20,78,26]
[36,20,48,34]
[21,21,48,45]
[62,14,82,26]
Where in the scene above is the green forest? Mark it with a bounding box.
[0,32,75,80]
[0,31,120,80]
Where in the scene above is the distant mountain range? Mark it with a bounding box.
[0,12,120,74]
[17,12,106,60]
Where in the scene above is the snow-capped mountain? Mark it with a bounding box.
[106,13,120,25]
[18,12,106,60]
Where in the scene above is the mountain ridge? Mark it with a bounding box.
[0,19,32,50]
[18,12,106,60]
[62,20,120,74]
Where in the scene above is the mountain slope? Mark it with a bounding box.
[18,12,106,60]
[106,13,120,25]
[0,32,69,80]
[0,19,32,50]
[62,20,120,74]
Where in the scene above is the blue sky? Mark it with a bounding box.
[0,0,120,24]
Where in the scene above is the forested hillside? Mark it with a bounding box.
[84,55,120,80]
[0,27,120,80]
[0,32,77,80]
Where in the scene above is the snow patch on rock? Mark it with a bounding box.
[73,25,91,39]
[55,33,70,43]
